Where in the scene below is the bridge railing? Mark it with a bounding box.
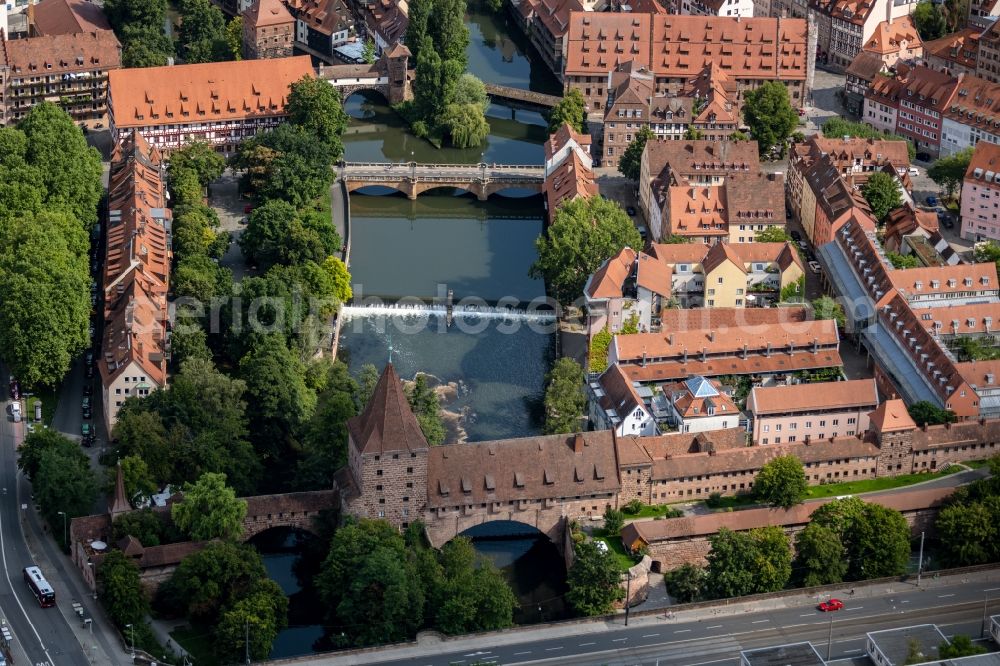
[343,161,543,171]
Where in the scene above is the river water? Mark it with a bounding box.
[258,10,570,658]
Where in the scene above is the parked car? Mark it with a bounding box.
[926,195,940,207]
[81,422,91,437]
[908,166,920,176]
[808,260,821,273]
[818,599,844,612]
[83,382,93,396]
[942,217,955,229]
[626,206,637,216]
[82,433,95,448]
[85,364,93,379]
[790,230,802,242]
[85,351,94,367]
[243,204,254,214]
[82,405,92,420]
[82,397,91,417]
[10,402,21,423]
[797,240,808,250]
[8,376,19,400]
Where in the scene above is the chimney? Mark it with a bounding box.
[573,433,585,453]
[668,333,674,345]
[642,350,648,367]
[683,347,688,363]
[702,346,707,362]
[742,343,748,359]
[766,342,772,357]
[812,337,818,353]
[886,0,892,26]
[709,331,715,342]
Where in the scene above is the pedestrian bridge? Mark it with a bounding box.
[340,161,544,200]
[484,83,562,112]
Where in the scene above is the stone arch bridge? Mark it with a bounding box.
[242,490,338,541]
[340,162,544,200]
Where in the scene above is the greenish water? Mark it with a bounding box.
[465,1,562,94]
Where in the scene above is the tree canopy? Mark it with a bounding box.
[548,89,587,134]
[407,374,446,445]
[98,551,150,629]
[171,472,248,541]
[821,118,915,160]
[704,527,791,598]
[907,400,957,426]
[861,171,903,222]
[913,1,947,40]
[169,142,226,187]
[543,358,586,434]
[793,523,848,587]
[531,196,643,305]
[928,147,973,199]
[566,541,625,616]
[286,75,349,162]
[104,0,173,66]
[177,0,232,63]
[812,296,846,328]
[743,82,798,158]
[810,497,910,580]
[753,455,808,509]
[619,126,654,181]
[754,226,791,243]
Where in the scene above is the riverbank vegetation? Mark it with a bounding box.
[399,0,490,148]
[317,519,516,646]
[933,456,1000,567]
[543,358,587,434]
[531,196,642,305]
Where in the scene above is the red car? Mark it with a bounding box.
[243,204,254,214]
[818,599,844,612]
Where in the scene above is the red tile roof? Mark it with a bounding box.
[31,0,111,35]
[924,28,981,71]
[869,398,917,432]
[863,16,921,56]
[248,0,294,28]
[620,349,844,382]
[586,247,638,300]
[748,379,878,415]
[965,140,1000,185]
[109,56,313,129]
[3,29,120,74]
[597,364,646,421]
[544,122,592,164]
[544,151,599,224]
[915,302,1000,336]
[347,364,429,455]
[866,64,959,114]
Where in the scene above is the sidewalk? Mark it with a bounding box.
[17,471,131,665]
[271,568,1000,666]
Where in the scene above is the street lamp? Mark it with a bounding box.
[982,590,992,638]
[410,151,415,180]
[56,511,67,550]
[125,623,135,659]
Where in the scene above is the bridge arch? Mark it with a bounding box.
[341,162,545,201]
[340,86,390,105]
[242,490,336,542]
[424,508,567,550]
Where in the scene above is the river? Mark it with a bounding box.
[260,9,570,658]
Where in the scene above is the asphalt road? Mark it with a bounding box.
[0,409,92,666]
[339,578,1000,666]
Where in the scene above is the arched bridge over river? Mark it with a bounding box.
[340,161,544,200]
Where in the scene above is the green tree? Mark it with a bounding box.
[793,523,848,587]
[730,129,750,142]
[441,102,490,148]
[684,125,703,140]
[321,256,353,304]
[566,541,625,616]
[862,171,903,222]
[939,635,987,659]
[589,327,613,373]
[32,440,99,549]
[907,400,957,426]
[422,538,516,635]
[618,126,654,181]
[664,563,705,603]
[113,509,172,547]
[296,362,359,489]
[213,580,288,662]
[239,199,341,269]
[19,102,103,226]
[603,505,625,536]
[169,142,226,187]
[121,30,173,67]
[405,0,431,60]
[454,74,490,112]
[240,334,317,461]
[357,363,381,406]
[18,429,79,480]
[780,276,805,303]
[531,196,643,305]
[225,16,242,60]
[178,0,229,63]
[433,0,469,67]
[543,358,586,434]
[935,502,994,566]
[705,527,792,598]
[887,251,921,269]
[407,373,445,445]
[169,321,213,368]
[230,123,334,207]
[548,88,587,134]
[171,472,248,541]
[812,296,846,328]
[754,226,791,243]
[286,75,349,160]
[928,147,973,199]
[98,550,149,628]
[363,39,376,64]
[754,455,808,509]
[159,541,269,622]
[743,82,798,158]
[974,240,1000,276]
[914,0,947,40]
[810,497,910,580]
[113,455,158,506]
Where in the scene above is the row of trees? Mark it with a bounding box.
[403,0,491,147]
[666,496,912,601]
[0,104,102,388]
[316,519,517,646]
[934,456,1000,567]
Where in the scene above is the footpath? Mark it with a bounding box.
[270,568,1000,666]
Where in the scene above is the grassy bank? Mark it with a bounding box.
[591,528,636,572]
[802,466,960,500]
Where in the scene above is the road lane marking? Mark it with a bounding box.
[513,652,531,656]
[938,594,956,598]
[801,612,815,617]
[901,600,911,604]
[707,625,723,629]
[545,647,563,651]
[846,649,863,654]
[675,629,692,634]
[642,633,660,638]
[752,619,769,624]
[0,467,53,666]
[578,642,595,647]
[846,606,864,610]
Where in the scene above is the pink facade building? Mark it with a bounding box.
[961,140,1000,242]
[746,379,879,445]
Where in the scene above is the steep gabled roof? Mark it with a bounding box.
[869,398,916,433]
[347,364,429,455]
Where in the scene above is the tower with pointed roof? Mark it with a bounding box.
[109,460,132,519]
[242,0,294,60]
[870,398,917,476]
[345,364,428,528]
